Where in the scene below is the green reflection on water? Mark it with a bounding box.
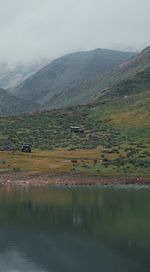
[0,186,150,272]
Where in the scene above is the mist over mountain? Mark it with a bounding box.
[0,0,150,63]
[0,46,150,116]
[12,48,136,109]
[0,59,50,89]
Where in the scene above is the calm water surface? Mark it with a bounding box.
[0,185,150,272]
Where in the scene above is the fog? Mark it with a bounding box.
[0,0,150,63]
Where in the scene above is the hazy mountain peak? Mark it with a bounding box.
[12,48,136,109]
[1,46,150,116]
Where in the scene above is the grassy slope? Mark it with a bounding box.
[0,89,149,177]
[92,46,150,104]
[0,88,38,116]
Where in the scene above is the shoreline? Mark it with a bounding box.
[0,172,150,187]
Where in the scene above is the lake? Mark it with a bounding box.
[0,185,150,272]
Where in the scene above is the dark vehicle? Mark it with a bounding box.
[21,144,32,153]
[70,126,84,133]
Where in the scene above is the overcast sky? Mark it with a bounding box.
[0,0,150,63]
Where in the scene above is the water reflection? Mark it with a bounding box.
[0,186,150,271]
[0,249,45,272]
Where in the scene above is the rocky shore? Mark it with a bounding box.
[0,172,150,187]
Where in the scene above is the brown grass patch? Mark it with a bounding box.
[0,148,102,174]
[109,111,150,127]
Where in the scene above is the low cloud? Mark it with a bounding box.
[0,0,150,63]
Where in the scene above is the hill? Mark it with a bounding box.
[0,86,149,176]
[12,49,135,109]
[0,88,38,116]
[93,46,150,102]
[0,47,149,177]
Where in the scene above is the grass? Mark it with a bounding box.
[0,149,100,174]
[0,143,150,176]
[0,90,149,177]
[90,90,150,127]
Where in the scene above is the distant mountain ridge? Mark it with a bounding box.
[12,48,136,109]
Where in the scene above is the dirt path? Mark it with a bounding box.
[0,172,150,187]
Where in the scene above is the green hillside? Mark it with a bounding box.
[0,88,149,176]
[12,49,135,109]
[93,46,150,102]
[0,47,149,176]
[0,88,38,116]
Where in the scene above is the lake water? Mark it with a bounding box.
[0,185,150,272]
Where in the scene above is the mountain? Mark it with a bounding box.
[0,47,149,177]
[0,59,50,89]
[92,46,150,103]
[12,49,136,109]
[0,88,38,116]
[1,46,150,116]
